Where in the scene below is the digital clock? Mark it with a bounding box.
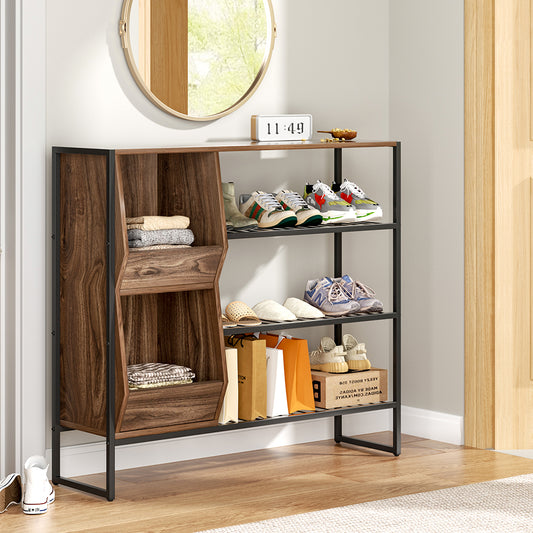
[251,114,313,141]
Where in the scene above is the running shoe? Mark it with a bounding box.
[304,277,360,316]
[335,275,384,313]
[239,191,298,228]
[343,334,371,371]
[334,179,383,221]
[309,337,348,374]
[275,190,323,226]
[303,180,356,224]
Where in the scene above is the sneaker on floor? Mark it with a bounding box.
[343,333,371,371]
[239,191,298,228]
[0,473,21,513]
[304,277,360,316]
[22,456,55,515]
[336,275,384,313]
[335,179,383,221]
[275,190,323,226]
[309,337,349,373]
[303,180,356,224]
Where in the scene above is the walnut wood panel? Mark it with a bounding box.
[115,140,398,155]
[120,246,223,295]
[59,153,108,434]
[149,0,188,114]
[116,153,158,218]
[119,381,223,433]
[156,290,226,382]
[121,294,159,366]
[157,152,225,247]
[114,166,130,430]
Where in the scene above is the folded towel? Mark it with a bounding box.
[127,363,196,386]
[126,215,190,231]
[129,244,191,251]
[128,228,194,248]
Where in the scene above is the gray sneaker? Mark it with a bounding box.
[303,180,356,224]
[335,179,383,221]
[309,337,348,373]
[336,275,383,313]
[304,277,360,316]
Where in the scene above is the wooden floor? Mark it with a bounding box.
[3,432,533,532]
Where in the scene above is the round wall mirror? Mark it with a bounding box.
[119,0,276,121]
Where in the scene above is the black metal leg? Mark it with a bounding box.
[392,142,402,456]
[334,416,342,443]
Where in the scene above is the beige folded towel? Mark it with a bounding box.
[126,215,190,231]
[129,244,191,251]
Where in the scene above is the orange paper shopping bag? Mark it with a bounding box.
[260,334,315,413]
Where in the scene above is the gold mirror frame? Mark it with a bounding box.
[119,0,276,122]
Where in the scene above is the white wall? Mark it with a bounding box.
[390,0,464,415]
[1,0,465,476]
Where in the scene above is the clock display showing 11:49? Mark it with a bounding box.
[251,114,313,141]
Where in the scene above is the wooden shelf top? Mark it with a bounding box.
[114,139,398,155]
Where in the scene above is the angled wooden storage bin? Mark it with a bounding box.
[55,148,228,439]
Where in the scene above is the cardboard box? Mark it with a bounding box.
[311,368,387,409]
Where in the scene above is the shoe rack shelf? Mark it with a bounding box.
[52,139,400,501]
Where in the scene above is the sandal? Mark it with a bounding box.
[221,314,237,328]
[225,301,262,326]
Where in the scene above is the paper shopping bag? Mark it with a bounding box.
[260,334,315,413]
[266,347,289,417]
[219,348,238,424]
[225,335,267,421]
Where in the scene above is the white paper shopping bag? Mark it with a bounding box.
[219,348,238,424]
[266,347,289,417]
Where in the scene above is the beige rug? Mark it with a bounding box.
[199,473,533,532]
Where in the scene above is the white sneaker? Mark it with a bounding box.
[343,334,371,371]
[337,179,383,221]
[309,337,349,374]
[303,180,356,224]
[22,456,55,515]
[239,191,298,228]
[275,190,323,226]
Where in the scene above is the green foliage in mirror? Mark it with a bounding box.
[188,0,268,117]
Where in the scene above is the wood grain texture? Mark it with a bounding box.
[157,152,226,247]
[149,0,188,114]
[116,153,158,218]
[138,0,151,86]
[157,290,226,382]
[120,246,223,294]
[114,162,129,430]
[464,0,496,449]
[465,0,533,449]
[115,140,398,155]
[3,434,533,531]
[59,153,108,434]
[493,0,533,449]
[120,381,223,433]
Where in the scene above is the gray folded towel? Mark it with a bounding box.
[128,228,195,248]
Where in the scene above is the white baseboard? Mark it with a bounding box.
[46,406,463,477]
[402,406,464,445]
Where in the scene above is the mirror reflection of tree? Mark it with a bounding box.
[188,0,267,116]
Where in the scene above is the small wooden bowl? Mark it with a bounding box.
[318,129,358,140]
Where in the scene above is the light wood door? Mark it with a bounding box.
[465,0,533,449]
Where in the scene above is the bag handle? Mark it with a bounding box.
[226,333,257,348]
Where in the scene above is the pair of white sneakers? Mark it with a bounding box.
[239,190,323,228]
[0,456,55,515]
[309,334,371,374]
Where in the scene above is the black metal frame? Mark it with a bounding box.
[51,143,401,501]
